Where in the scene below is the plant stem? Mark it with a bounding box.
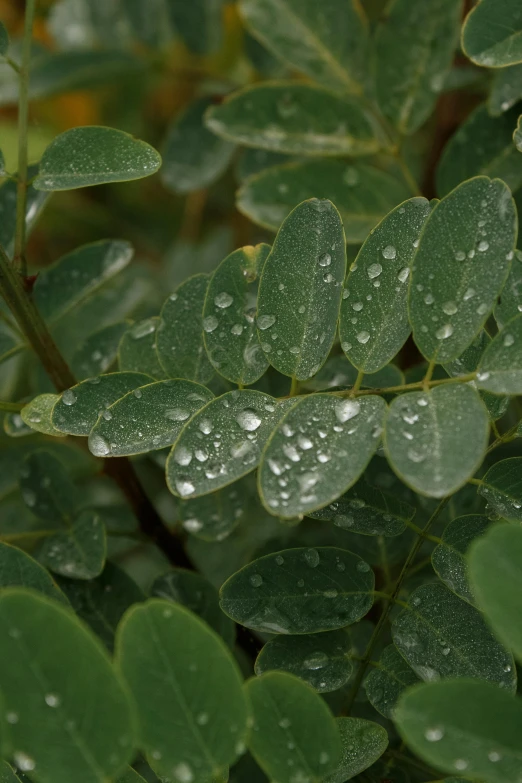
[343,372,477,397]
[13,0,36,275]
[0,400,24,413]
[343,497,449,715]
[405,518,443,544]
[350,369,364,396]
[290,376,299,396]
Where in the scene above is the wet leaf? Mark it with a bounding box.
[71,322,128,379]
[255,629,352,693]
[0,588,136,783]
[34,126,162,191]
[496,249,522,328]
[238,0,368,93]
[52,372,153,437]
[0,164,50,257]
[256,199,346,380]
[384,384,489,498]
[396,679,522,783]
[324,717,388,782]
[20,395,65,438]
[219,546,374,634]
[436,105,522,196]
[178,478,249,542]
[116,599,248,783]
[432,515,491,605]
[115,769,147,783]
[19,450,76,523]
[205,84,384,157]
[161,97,235,194]
[309,479,415,537]
[203,244,270,385]
[340,197,431,373]
[151,569,234,647]
[39,509,106,580]
[166,390,283,498]
[462,0,522,67]
[156,275,214,383]
[489,64,522,115]
[375,0,462,135]
[118,318,165,379]
[244,671,341,783]
[515,114,522,151]
[392,581,515,689]
[304,354,404,392]
[365,644,420,719]
[33,240,134,322]
[237,159,412,241]
[0,542,67,605]
[0,761,21,783]
[259,394,386,518]
[409,177,517,364]
[57,562,145,651]
[476,314,522,394]
[88,379,214,457]
[475,458,522,522]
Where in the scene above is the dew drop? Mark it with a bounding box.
[89,434,111,457]
[250,573,263,587]
[442,301,457,315]
[335,399,360,422]
[425,727,444,742]
[203,316,218,333]
[435,324,453,340]
[367,263,382,279]
[175,478,195,497]
[236,408,262,431]
[398,267,409,283]
[45,693,60,708]
[356,330,370,344]
[258,314,276,330]
[215,292,233,308]
[382,245,397,260]
[318,253,331,267]
[13,753,35,772]
[304,548,320,568]
[62,389,77,406]
[503,333,515,347]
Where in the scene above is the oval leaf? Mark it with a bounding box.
[219,546,374,634]
[34,126,162,191]
[384,384,489,497]
[20,450,76,523]
[39,509,106,580]
[324,717,388,783]
[392,581,515,689]
[259,394,386,518]
[179,477,250,542]
[245,671,341,783]
[116,599,249,783]
[477,314,522,394]
[203,244,270,385]
[21,395,65,438]
[431,514,491,605]
[0,588,136,783]
[255,629,352,692]
[476,457,522,521]
[88,380,214,457]
[206,84,383,157]
[118,318,165,379]
[340,197,431,372]
[462,0,522,67]
[0,543,67,605]
[256,199,346,380]
[496,249,522,329]
[409,177,517,363]
[156,275,214,383]
[365,644,420,719]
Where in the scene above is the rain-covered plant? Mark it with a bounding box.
[1,0,522,782]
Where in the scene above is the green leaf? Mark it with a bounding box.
[39,509,106,580]
[374,0,462,135]
[156,274,214,383]
[392,581,515,688]
[431,515,491,605]
[0,163,50,257]
[20,395,65,437]
[166,390,283,498]
[0,21,9,55]
[304,354,404,392]
[395,679,522,783]
[0,542,68,605]
[167,0,224,54]
[0,588,136,783]
[254,629,352,693]
[324,717,389,783]
[364,644,420,719]
[161,97,235,194]
[462,0,522,67]
[219,546,374,634]
[205,84,384,157]
[33,126,162,191]
[20,450,76,522]
[33,240,134,322]
[340,197,431,372]
[259,394,386,517]
[3,412,33,439]
[496,249,522,328]
[237,159,412,241]
[238,0,368,94]
[178,478,249,542]
[151,569,234,647]
[244,671,341,783]
[384,384,489,497]
[115,768,147,783]
[476,314,522,394]
[409,177,517,363]
[489,64,522,115]
[515,114,522,151]
[203,244,270,385]
[475,458,522,522]
[469,524,522,665]
[436,105,522,196]
[57,562,145,651]
[52,372,153,437]
[256,199,346,380]
[0,761,21,783]
[116,599,248,783]
[71,321,128,379]
[118,318,166,379]
[309,479,415,537]
[88,379,214,457]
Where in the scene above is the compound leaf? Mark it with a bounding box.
[219,546,374,634]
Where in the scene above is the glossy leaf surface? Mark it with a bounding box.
[118,318,165,379]
[0,543,67,604]
[20,395,64,438]
[476,458,522,522]
[324,717,388,783]
[476,314,522,394]
[462,0,522,67]
[431,514,490,605]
